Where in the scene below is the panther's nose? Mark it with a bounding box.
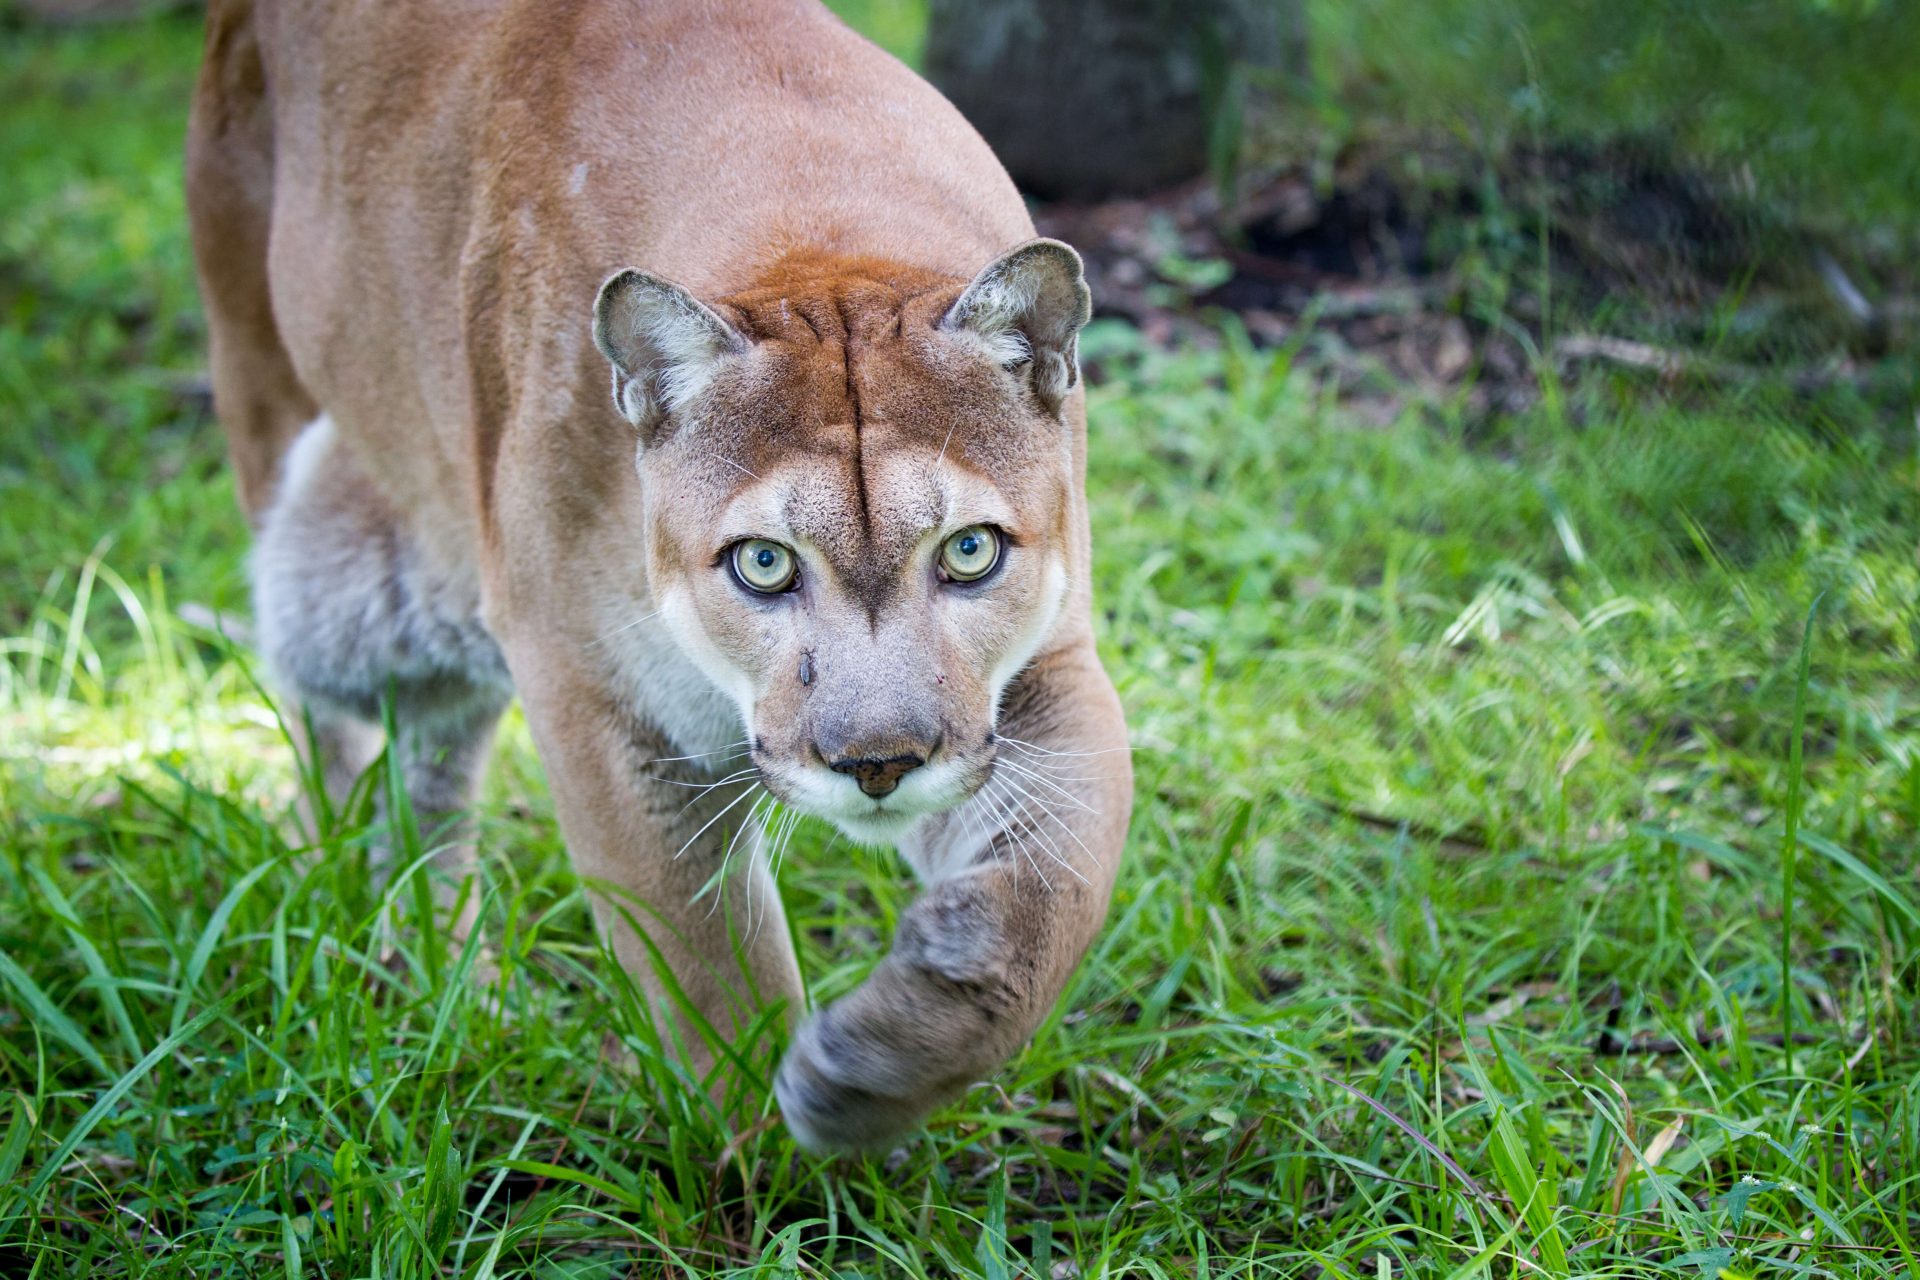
[828,754,925,798]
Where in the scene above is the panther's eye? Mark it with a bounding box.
[938,525,1001,583]
[731,539,799,594]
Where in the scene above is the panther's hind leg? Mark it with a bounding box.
[290,700,384,835]
[254,417,513,927]
[381,692,509,937]
[187,0,321,521]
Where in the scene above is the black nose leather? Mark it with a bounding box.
[829,754,925,797]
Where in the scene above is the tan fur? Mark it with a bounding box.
[187,0,1132,1151]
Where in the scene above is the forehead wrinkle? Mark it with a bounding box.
[765,443,945,609]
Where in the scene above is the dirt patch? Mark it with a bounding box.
[1034,137,1915,420]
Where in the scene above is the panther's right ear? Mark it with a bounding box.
[940,239,1091,415]
[592,269,748,435]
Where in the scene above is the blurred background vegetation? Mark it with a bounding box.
[857,0,1920,225]
[1315,0,1920,225]
[3,0,1918,1276]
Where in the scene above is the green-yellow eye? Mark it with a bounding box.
[938,525,1001,582]
[732,539,798,593]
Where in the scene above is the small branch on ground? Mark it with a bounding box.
[1552,333,1864,395]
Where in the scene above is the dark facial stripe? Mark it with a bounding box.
[836,288,874,547]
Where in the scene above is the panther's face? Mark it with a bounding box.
[592,241,1090,844]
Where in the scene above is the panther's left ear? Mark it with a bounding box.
[941,238,1092,415]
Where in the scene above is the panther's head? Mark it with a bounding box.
[591,241,1090,845]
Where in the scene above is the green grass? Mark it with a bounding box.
[1307,0,1920,231]
[4,11,1920,1279]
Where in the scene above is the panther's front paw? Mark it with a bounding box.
[773,1009,950,1155]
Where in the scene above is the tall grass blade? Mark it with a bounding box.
[1779,595,1819,1075]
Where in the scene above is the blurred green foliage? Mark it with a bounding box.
[847,0,1920,236]
[823,0,928,63]
[0,18,235,625]
[1312,0,1920,227]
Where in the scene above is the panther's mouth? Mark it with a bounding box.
[751,748,988,848]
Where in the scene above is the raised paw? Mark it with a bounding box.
[773,1002,972,1154]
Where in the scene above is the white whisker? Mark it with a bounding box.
[587,607,664,649]
[995,754,1115,783]
[773,809,802,878]
[751,797,794,943]
[996,757,1098,814]
[1011,793,1076,886]
[711,790,774,925]
[657,769,762,825]
[987,777,1059,893]
[669,773,760,825]
[944,783,998,890]
[649,766,759,790]
[958,786,992,862]
[994,772,1094,886]
[997,736,1139,760]
[672,781,763,861]
[754,806,804,945]
[641,739,749,768]
[933,419,960,469]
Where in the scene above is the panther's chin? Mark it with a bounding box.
[827,806,928,849]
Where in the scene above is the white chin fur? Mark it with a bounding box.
[828,807,927,848]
